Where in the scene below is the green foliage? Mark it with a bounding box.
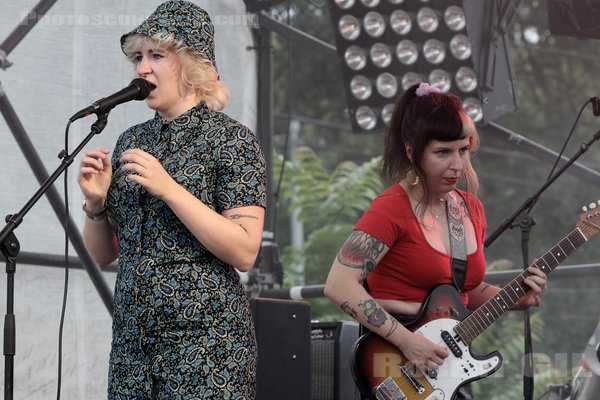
[274,148,385,287]
[471,312,547,398]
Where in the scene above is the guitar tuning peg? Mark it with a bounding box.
[583,206,589,212]
[590,203,597,209]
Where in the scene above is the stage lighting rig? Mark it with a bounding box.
[328,0,518,133]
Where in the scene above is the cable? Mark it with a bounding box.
[546,98,592,181]
[271,0,295,237]
[55,120,73,400]
[526,98,593,214]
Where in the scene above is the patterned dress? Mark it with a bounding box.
[105,102,267,399]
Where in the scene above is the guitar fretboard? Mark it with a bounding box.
[454,227,588,344]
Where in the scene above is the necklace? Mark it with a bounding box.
[431,198,446,220]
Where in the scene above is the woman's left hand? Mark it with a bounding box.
[119,148,176,199]
[516,265,547,309]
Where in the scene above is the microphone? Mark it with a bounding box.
[69,78,155,122]
[592,97,600,116]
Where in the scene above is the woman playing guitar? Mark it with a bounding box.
[324,82,547,400]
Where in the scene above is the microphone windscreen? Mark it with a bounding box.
[130,78,155,100]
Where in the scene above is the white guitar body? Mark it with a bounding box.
[352,285,504,400]
[365,317,502,400]
[411,318,501,399]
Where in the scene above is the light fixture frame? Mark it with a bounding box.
[328,0,518,133]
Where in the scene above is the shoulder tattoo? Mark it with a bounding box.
[337,230,385,281]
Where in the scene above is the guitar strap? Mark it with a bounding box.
[447,190,468,292]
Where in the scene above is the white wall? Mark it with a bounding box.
[0,0,257,398]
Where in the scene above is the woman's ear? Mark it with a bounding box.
[404,142,413,163]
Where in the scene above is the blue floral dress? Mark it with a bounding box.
[105,102,267,399]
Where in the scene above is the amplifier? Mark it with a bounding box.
[311,321,361,400]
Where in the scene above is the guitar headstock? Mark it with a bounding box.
[578,201,600,240]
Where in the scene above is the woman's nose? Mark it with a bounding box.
[450,153,464,170]
[136,57,151,76]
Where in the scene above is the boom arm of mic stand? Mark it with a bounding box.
[484,129,600,248]
[0,113,109,244]
[0,112,110,400]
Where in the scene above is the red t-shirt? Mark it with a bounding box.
[356,184,487,306]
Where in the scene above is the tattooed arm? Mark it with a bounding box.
[324,230,449,371]
[162,183,264,271]
[324,231,390,329]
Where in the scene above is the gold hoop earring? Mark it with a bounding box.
[406,169,420,186]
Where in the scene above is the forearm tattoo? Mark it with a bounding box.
[358,299,388,328]
[386,319,399,338]
[340,301,358,319]
[337,230,385,281]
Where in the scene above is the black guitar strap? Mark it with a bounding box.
[447,191,468,292]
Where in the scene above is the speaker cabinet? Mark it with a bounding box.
[250,298,311,400]
[311,321,361,400]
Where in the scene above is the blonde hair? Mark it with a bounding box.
[122,33,229,111]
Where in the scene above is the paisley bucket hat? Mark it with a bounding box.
[120,0,216,69]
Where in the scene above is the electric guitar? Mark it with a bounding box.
[352,204,600,400]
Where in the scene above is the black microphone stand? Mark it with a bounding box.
[0,112,109,400]
[484,129,600,400]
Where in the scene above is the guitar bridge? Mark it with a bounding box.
[374,377,407,400]
[399,365,426,394]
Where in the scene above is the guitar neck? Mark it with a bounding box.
[454,227,589,344]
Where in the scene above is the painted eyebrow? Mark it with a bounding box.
[433,140,470,150]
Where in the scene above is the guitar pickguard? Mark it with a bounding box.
[419,318,500,399]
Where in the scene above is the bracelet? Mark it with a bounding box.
[82,199,107,222]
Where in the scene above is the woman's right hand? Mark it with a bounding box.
[78,147,112,205]
[397,331,449,372]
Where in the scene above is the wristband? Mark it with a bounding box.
[82,199,107,221]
